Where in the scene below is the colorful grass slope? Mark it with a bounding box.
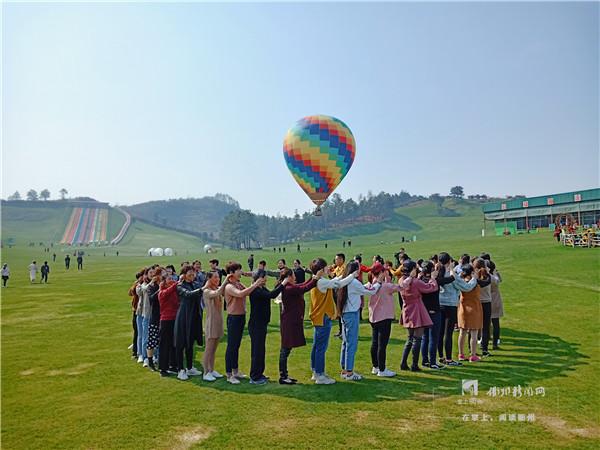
[60,208,109,244]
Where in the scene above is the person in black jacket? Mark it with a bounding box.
[174,265,203,381]
[292,259,311,284]
[248,270,288,384]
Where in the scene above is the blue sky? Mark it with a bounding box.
[3,1,598,215]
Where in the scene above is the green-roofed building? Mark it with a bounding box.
[482,188,600,235]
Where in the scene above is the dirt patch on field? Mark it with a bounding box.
[538,416,600,439]
[47,363,98,376]
[20,368,36,376]
[168,425,214,450]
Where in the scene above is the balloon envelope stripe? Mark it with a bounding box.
[284,151,333,193]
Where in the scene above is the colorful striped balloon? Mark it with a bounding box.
[283,115,355,208]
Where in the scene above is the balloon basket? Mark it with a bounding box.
[314,206,323,216]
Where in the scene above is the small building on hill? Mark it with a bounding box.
[482,188,600,235]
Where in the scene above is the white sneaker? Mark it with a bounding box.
[227,376,240,384]
[311,372,317,381]
[315,374,336,385]
[233,372,247,379]
[342,372,363,381]
[127,344,134,350]
[137,355,144,363]
[203,372,216,382]
[211,370,224,379]
[371,367,379,375]
[143,358,149,367]
[186,367,202,376]
[177,370,189,381]
[377,369,396,377]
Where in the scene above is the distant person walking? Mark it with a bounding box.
[41,261,50,283]
[28,261,38,283]
[65,255,71,270]
[52,253,56,262]
[247,254,254,272]
[1,264,10,287]
[77,255,83,270]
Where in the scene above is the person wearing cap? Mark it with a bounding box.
[367,262,401,377]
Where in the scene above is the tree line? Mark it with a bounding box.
[7,188,69,201]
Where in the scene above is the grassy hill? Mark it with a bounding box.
[123,196,239,237]
[1,203,126,246]
[308,198,492,246]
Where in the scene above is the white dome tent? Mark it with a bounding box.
[153,248,164,257]
[164,248,174,256]
[147,248,156,256]
[203,244,215,253]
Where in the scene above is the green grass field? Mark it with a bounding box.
[2,225,599,449]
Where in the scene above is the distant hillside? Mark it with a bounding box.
[122,194,239,239]
[1,202,125,246]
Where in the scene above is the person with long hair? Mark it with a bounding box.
[158,270,180,377]
[145,268,163,371]
[174,265,204,380]
[277,267,323,384]
[128,271,142,361]
[436,253,464,366]
[456,264,483,362]
[136,267,154,368]
[367,262,400,377]
[224,261,265,384]
[201,271,228,382]
[473,258,493,357]
[399,261,437,372]
[337,261,378,381]
[248,270,287,385]
[489,261,504,350]
[419,261,444,370]
[308,258,354,385]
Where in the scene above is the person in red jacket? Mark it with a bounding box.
[158,274,180,377]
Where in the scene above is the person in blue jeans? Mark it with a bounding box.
[308,258,355,385]
[336,261,378,381]
[419,261,444,370]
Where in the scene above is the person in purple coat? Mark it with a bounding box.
[277,267,323,384]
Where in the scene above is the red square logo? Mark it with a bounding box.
[522,201,529,208]
[547,198,554,205]
[501,203,507,210]
[574,194,582,202]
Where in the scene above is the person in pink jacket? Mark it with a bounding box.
[398,260,438,371]
[367,262,401,377]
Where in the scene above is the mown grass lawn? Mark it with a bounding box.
[1,232,599,448]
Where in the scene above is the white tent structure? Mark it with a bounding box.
[203,244,215,253]
[164,248,174,256]
[147,248,156,256]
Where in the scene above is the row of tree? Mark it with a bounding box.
[7,188,69,201]
[218,186,489,248]
[219,190,426,248]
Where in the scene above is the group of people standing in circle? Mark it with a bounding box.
[127,249,504,386]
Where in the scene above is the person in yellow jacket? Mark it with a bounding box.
[309,257,355,385]
[330,253,346,337]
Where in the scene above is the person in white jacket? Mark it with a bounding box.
[2,264,10,287]
[28,261,38,283]
[337,261,379,381]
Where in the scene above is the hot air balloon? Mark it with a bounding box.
[283,115,355,215]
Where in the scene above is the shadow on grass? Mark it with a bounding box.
[182,327,589,403]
